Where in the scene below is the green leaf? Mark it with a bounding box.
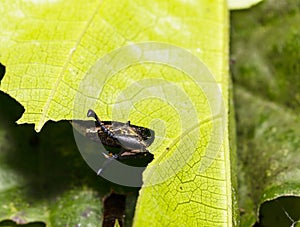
[0,0,236,226]
[1,0,225,132]
[228,0,263,10]
[231,1,300,226]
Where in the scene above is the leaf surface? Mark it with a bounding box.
[0,0,236,226]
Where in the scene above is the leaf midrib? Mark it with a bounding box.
[37,1,104,131]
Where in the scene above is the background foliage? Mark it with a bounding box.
[231,0,300,226]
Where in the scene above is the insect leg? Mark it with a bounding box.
[97,152,119,175]
[97,149,132,175]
